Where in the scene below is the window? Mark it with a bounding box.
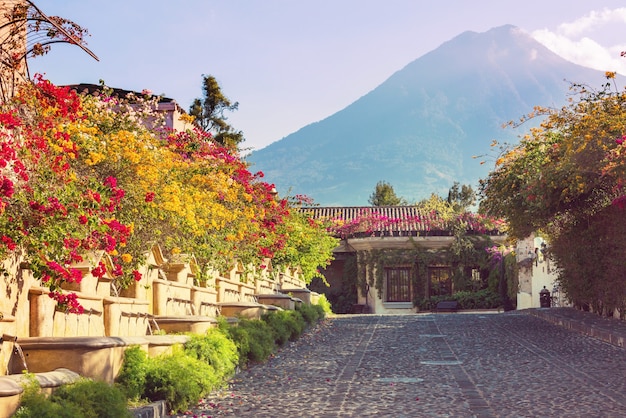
[428,267,452,297]
[385,267,412,302]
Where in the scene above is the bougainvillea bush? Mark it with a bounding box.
[480,74,626,315]
[0,77,337,312]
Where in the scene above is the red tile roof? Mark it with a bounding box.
[303,206,504,238]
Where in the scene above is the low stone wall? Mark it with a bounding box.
[528,308,626,348]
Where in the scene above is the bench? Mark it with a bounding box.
[435,301,459,313]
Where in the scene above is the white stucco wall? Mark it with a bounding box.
[516,235,566,309]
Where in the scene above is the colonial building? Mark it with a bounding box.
[68,83,195,132]
[305,206,507,314]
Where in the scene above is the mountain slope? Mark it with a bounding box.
[247,25,618,205]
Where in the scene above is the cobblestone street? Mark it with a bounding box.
[178,311,626,417]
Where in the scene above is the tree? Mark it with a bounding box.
[447,182,476,212]
[368,181,407,206]
[189,75,244,148]
[480,76,625,239]
[416,183,475,219]
[479,75,626,314]
[416,193,454,220]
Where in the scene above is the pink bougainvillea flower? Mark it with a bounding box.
[612,195,626,209]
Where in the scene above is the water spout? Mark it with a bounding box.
[2,334,28,374]
[145,313,160,335]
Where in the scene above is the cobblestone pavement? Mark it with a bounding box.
[175,311,626,417]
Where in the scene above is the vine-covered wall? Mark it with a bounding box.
[314,233,517,313]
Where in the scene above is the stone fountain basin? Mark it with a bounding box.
[15,335,189,383]
[0,368,80,418]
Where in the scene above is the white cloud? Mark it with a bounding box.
[531,7,626,75]
[558,7,626,37]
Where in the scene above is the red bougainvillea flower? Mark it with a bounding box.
[48,291,84,314]
[1,235,16,250]
[91,261,107,278]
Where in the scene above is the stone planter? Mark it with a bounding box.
[152,278,193,316]
[0,378,21,418]
[61,274,112,298]
[255,293,296,310]
[29,287,105,337]
[217,301,278,319]
[119,266,157,302]
[16,336,147,383]
[154,316,218,334]
[103,297,150,337]
[191,285,219,317]
[281,288,312,304]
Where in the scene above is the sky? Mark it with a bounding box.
[29,1,626,152]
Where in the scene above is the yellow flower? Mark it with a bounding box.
[179,113,195,124]
[121,253,133,263]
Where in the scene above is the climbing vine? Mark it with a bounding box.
[352,225,508,308]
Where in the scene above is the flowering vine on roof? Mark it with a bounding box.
[325,208,506,240]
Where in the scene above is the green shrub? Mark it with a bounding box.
[115,345,149,401]
[296,303,320,325]
[227,318,275,364]
[14,378,85,418]
[48,378,131,418]
[316,294,333,316]
[225,322,252,365]
[262,310,305,345]
[261,311,290,345]
[16,377,131,418]
[143,347,218,413]
[184,328,239,380]
[417,289,501,310]
[314,303,327,319]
